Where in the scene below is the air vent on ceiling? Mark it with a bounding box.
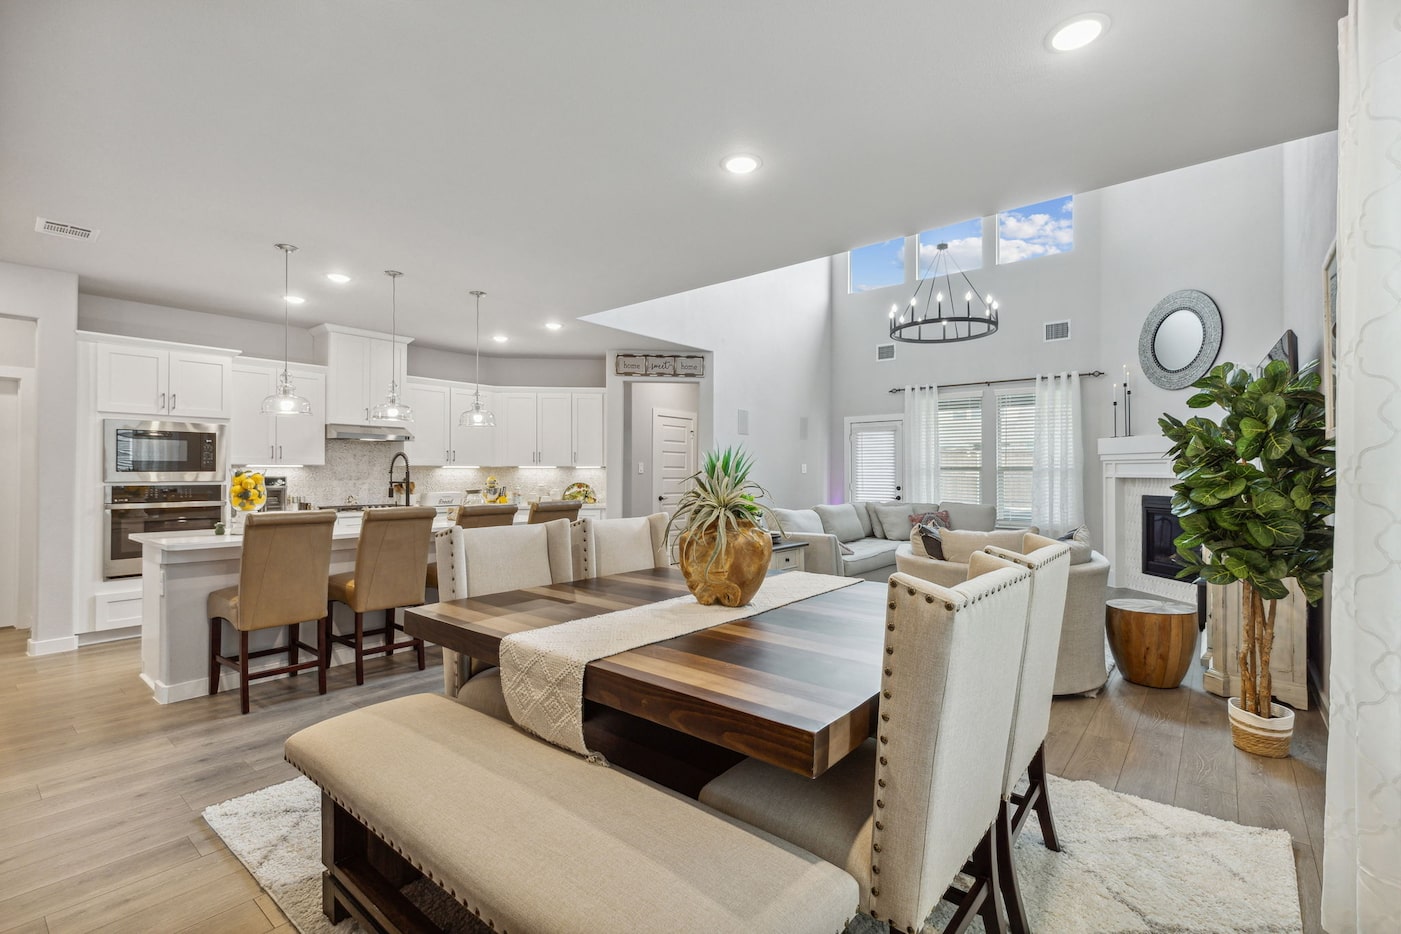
[1043,320,1071,342]
[35,217,99,241]
[876,343,896,362]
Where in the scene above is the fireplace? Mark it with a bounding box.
[1141,495,1185,580]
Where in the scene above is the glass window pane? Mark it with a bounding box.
[996,390,1036,525]
[997,195,1074,265]
[938,393,982,504]
[848,237,907,293]
[917,218,983,278]
[851,421,901,501]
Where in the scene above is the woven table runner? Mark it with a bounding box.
[498,571,862,760]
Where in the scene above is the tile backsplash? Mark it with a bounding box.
[266,440,606,509]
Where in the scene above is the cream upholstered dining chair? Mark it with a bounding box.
[699,558,1033,934]
[327,506,436,685]
[427,503,519,590]
[433,519,574,713]
[570,513,670,579]
[207,510,337,714]
[982,533,1072,934]
[527,499,582,524]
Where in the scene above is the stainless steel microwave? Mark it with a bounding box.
[103,419,225,483]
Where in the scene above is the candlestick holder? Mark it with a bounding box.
[1112,400,1119,438]
[1125,388,1133,437]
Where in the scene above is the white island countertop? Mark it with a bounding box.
[131,518,455,552]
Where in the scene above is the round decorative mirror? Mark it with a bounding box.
[1138,289,1223,390]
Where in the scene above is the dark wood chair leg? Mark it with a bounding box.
[1030,742,1061,852]
[317,616,328,695]
[353,611,365,685]
[975,822,1008,934]
[997,799,1030,934]
[208,617,221,696]
[385,608,394,657]
[415,634,425,671]
[287,622,299,677]
[239,629,250,715]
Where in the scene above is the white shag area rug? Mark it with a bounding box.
[204,773,1301,934]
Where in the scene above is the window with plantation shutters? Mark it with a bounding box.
[848,418,902,502]
[996,389,1036,525]
[937,393,982,504]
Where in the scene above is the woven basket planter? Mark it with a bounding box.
[1227,697,1295,758]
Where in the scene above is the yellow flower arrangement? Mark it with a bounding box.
[229,469,266,513]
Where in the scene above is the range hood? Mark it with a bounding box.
[325,423,415,442]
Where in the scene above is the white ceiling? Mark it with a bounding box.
[0,1,1343,357]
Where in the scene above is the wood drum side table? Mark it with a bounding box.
[1105,597,1198,689]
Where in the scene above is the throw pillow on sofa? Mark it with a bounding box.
[910,526,946,560]
[1051,528,1094,565]
[912,509,952,531]
[771,507,824,536]
[940,527,1039,564]
[869,502,932,542]
[812,503,866,543]
[938,502,997,532]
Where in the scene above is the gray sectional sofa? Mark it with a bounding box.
[770,501,996,579]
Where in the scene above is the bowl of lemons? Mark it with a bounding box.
[228,469,266,534]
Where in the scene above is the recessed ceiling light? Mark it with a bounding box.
[326,273,350,284]
[284,295,306,305]
[492,334,508,343]
[1047,13,1109,52]
[721,153,762,175]
[545,322,562,331]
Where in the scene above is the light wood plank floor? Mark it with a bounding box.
[0,626,1325,933]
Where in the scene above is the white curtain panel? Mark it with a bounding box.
[1031,372,1083,538]
[903,384,940,503]
[1322,4,1401,931]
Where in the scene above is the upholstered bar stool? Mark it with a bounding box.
[327,506,436,685]
[207,509,337,714]
[527,500,581,524]
[427,503,518,590]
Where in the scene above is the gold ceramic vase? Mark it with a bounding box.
[678,519,773,607]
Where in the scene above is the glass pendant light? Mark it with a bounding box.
[261,243,312,416]
[459,290,496,427]
[369,269,413,421]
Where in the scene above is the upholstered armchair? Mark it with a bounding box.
[898,529,1112,695]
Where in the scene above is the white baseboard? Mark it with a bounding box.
[27,634,79,656]
[77,626,139,647]
[149,644,365,704]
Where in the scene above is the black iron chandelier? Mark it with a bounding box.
[888,241,999,344]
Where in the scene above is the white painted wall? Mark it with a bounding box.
[0,379,20,628]
[0,260,79,654]
[587,258,833,512]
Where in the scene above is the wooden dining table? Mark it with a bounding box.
[403,567,887,783]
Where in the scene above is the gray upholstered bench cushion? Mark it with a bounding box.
[285,693,858,934]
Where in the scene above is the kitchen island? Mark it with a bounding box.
[131,518,451,704]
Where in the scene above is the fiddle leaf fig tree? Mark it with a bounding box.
[1159,360,1334,718]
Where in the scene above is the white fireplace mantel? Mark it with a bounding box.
[1097,436,1188,597]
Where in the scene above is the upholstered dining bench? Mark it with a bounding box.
[284,693,859,934]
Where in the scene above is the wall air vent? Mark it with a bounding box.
[876,343,896,362]
[35,217,99,241]
[1043,320,1071,342]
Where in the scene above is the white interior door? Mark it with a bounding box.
[0,379,18,627]
[651,408,697,517]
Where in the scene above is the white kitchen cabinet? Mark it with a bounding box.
[498,392,540,466]
[537,392,572,466]
[311,324,410,424]
[572,391,606,467]
[450,388,497,466]
[229,361,327,466]
[403,381,451,467]
[95,341,234,418]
